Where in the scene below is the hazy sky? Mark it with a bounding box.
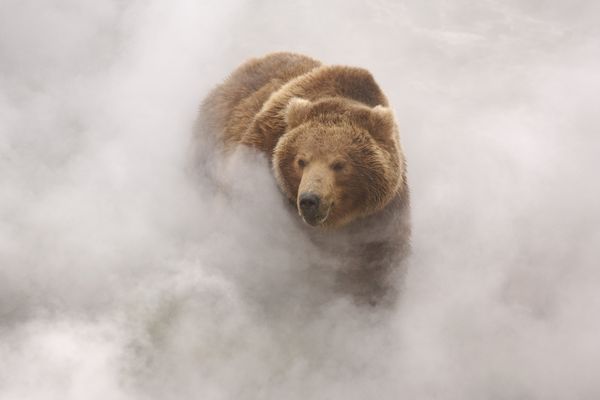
[1,1,599,399]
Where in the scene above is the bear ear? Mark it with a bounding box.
[285,97,312,129]
[368,105,396,144]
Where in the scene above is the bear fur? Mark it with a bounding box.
[197,52,410,305]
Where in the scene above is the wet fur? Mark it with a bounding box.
[197,52,411,305]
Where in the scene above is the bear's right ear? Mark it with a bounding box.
[284,97,312,129]
[368,105,396,145]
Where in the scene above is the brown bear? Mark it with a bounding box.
[197,52,410,305]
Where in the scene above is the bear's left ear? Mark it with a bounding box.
[368,105,396,144]
[285,97,312,129]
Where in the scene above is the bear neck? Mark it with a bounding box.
[241,65,390,156]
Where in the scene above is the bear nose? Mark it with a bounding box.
[299,193,320,213]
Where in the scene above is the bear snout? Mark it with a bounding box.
[298,192,331,226]
[299,192,320,211]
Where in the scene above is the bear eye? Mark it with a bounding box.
[331,161,346,172]
[297,158,307,168]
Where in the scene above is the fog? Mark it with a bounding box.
[1,0,599,398]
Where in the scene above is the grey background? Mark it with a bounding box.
[1,0,599,398]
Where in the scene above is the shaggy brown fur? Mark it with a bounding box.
[197,52,410,305]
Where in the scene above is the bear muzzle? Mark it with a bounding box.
[298,192,332,226]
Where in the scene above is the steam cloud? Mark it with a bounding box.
[1,1,599,399]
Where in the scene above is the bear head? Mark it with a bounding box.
[273,97,405,229]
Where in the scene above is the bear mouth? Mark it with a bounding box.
[300,204,332,227]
